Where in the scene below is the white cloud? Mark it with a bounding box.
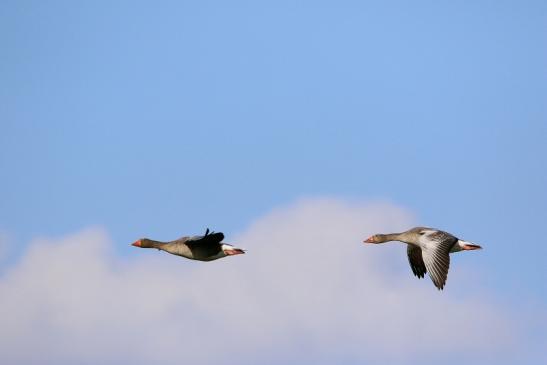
[0,198,530,365]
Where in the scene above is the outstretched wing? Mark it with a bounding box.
[407,245,427,279]
[419,231,457,290]
[177,229,225,259]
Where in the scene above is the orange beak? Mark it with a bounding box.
[364,236,376,244]
[131,240,141,247]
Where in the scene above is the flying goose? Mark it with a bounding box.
[132,228,245,262]
[364,227,482,290]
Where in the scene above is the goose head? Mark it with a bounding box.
[131,238,159,249]
[364,234,388,244]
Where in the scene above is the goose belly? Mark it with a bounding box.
[162,244,194,259]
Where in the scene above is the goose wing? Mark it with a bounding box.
[185,228,223,251]
[184,229,224,247]
[419,230,457,290]
[175,229,224,259]
[407,245,427,279]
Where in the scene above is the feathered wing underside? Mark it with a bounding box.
[407,245,427,279]
[419,231,457,290]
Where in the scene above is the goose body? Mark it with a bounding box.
[132,229,245,262]
[364,227,481,290]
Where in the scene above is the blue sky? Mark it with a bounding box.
[1,1,546,364]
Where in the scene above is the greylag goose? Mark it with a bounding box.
[364,227,482,290]
[132,228,245,262]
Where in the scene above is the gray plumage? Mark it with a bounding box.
[365,227,482,290]
[132,228,245,262]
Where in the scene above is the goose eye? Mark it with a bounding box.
[419,232,425,235]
